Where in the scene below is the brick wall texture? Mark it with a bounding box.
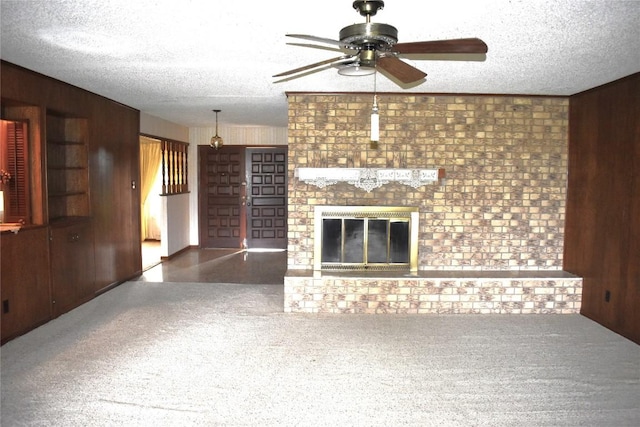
[287,93,569,271]
[284,275,582,314]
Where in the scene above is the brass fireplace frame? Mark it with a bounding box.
[314,206,419,273]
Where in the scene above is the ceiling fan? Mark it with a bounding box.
[274,0,488,86]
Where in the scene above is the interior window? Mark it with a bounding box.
[0,119,30,224]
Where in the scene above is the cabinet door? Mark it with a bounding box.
[1,227,51,344]
[50,220,95,317]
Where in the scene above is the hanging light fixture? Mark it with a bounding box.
[370,71,379,146]
[210,109,224,149]
[371,94,379,143]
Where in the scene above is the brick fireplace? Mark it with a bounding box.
[284,93,582,313]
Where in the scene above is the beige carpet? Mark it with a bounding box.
[1,280,639,426]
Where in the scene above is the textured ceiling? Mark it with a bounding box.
[1,0,639,128]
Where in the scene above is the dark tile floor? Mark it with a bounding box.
[135,248,287,285]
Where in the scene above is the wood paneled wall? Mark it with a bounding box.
[1,61,141,342]
[565,72,640,344]
[1,61,142,290]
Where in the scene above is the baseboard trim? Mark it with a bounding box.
[161,245,197,261]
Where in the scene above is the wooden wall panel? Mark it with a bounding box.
[1,61,141,341]
[88,94,141,290]
[624,109,640,343]
[565,72,640,343]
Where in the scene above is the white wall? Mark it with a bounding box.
[160,192,191,257]
[140,113,189,142]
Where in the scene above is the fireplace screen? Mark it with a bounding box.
[314,206,418,272]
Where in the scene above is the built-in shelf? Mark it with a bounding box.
[46,112,90,221]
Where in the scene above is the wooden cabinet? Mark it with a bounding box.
[1,61,141,344]
[45,112,95,317]
[0,227,51,344]
[49,218,95,317]
[46,112,89,221]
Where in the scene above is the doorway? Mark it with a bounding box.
[140,135,163,269]
[198,146,287,249]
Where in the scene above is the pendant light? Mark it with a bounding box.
[370,71,379,146]
[210,109,224,149]
[371,94,379,143]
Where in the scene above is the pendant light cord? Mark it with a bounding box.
[373,70,378,109]
[370,71,380,144]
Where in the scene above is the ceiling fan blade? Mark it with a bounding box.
[286,34,357,49]
[286,42,351,53]
[273,55,353,78]
[393,38,488,54]
[376,56,427,84]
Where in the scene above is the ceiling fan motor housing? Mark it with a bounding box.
[339,23,398,50]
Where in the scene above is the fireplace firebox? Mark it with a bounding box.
[314,206,419,273]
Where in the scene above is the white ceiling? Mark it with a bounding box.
[1,0,639,129]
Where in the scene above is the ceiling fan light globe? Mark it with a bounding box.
[337,65,376,76]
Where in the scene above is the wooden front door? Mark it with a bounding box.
[198,146,246,248]
[245,148,288,249]
[198,146,288,249]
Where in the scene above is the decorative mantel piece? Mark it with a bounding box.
[295,168,445,192]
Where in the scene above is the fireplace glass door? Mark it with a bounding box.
[314,206,419,272]
[321,217,410,269]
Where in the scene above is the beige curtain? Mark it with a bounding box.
[140,136,162,241]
